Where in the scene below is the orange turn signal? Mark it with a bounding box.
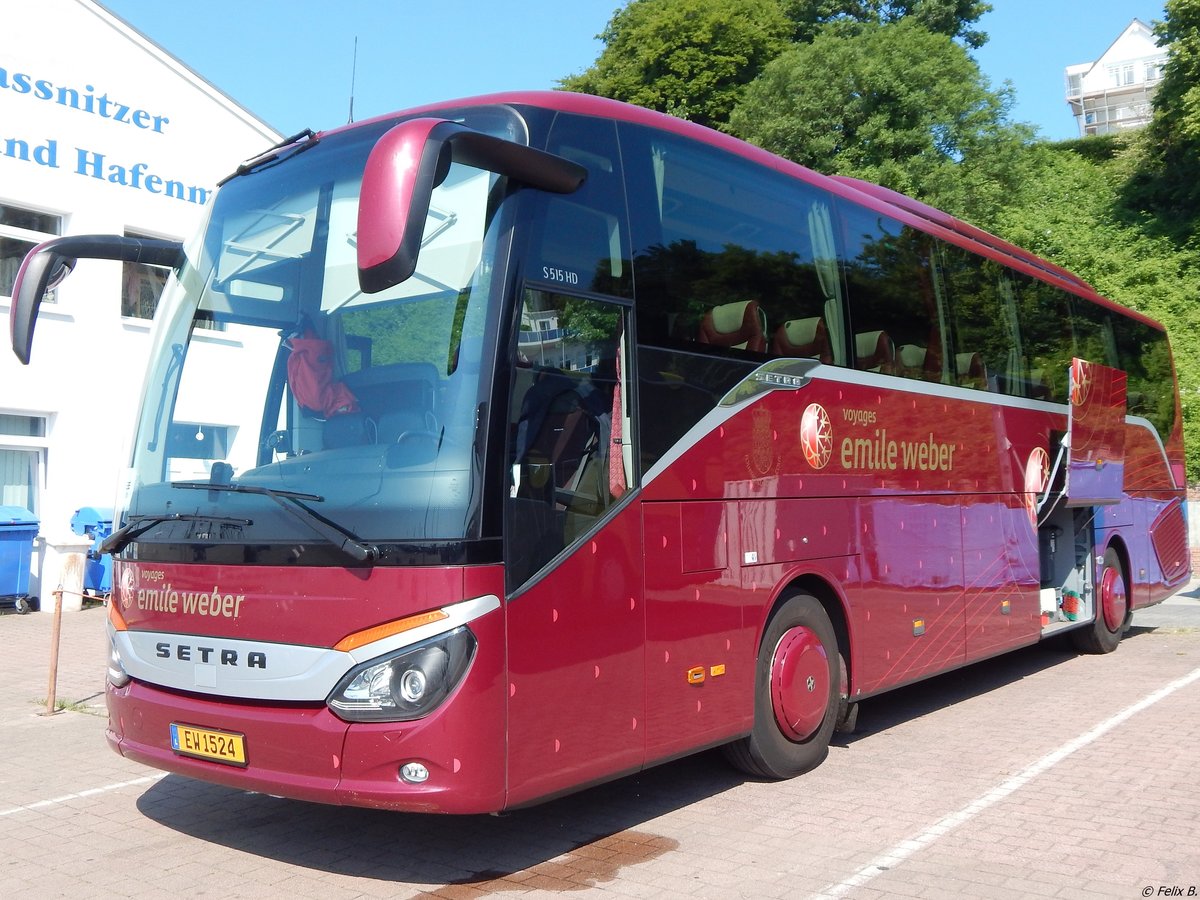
[333,609,449,652]
[108,600,128,632]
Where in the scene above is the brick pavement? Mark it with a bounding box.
[0,582,1197,899]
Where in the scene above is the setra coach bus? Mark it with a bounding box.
[9,92,1190,813]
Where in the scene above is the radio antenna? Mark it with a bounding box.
[348,36,358,124]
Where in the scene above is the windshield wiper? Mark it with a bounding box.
[102,513,253,555]
[218,129,318,185]
[170,481,378,564]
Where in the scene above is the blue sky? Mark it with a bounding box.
[102,0,1164,142]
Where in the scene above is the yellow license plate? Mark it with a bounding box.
[170,723,247,766]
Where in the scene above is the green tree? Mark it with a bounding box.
[728,20,1031,222]
[559,0,792,129]
[780,0,991,47]
[1129,0,1200,227]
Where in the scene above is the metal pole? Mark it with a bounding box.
[43,586,63,717]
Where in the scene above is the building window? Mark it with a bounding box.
[121,230,171,320]
[0,204,62,304]
[0,414,47,514]
[1107,63,1137,88]
[122,230,223,329]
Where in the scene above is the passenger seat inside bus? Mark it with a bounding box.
[956,351,987,390]
[855,330,895,374]
[896,343,926,379]
[697,300,767,353]
[322,362,440,447]
[771,317,832,363]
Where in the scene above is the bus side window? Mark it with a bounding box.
[1012,272,1075,403]
[506,291,631,591]
[620,123,833,362]
[1070,295,1119,369]
[527,114,632,299]
[942,248,1018,395]
[619,122,840,471]
[1113,316,1175,442]
[839,209,943,382]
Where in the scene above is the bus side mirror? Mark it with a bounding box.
[9,234,183,364]
[357,118,587,294]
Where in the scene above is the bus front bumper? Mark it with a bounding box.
[106,678,506,814]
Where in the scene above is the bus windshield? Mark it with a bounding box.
[120,108,524,560]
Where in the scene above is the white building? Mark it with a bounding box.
[1065,19,1168,137]
[0,0,280,602]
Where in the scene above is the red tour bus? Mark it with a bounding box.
[10,92,1190,813]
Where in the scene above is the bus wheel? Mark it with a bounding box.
[725,592,839,779]
[1072,548,1126,655]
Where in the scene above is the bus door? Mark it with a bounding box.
[503,291,644,806]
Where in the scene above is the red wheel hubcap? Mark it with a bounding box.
[1100,565,1127,633]
[770,626,830,741]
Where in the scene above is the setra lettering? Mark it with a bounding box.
[154,642,266,668]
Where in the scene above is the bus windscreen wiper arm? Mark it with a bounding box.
[101,513,253,555]
[170,481,378,564]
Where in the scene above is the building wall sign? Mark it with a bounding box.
[1,61,208,204]
[0,64,171,131]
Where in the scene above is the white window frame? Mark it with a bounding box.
[0,202,64,305]
[121,227,180,323]
[0,413,50,516]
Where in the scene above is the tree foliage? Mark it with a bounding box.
[728,20,1031,222]
[1127,0,1200,229]
[559,0,792,129]
[561,0,990,131]
[779,0,991,47]
[1155,0,1200,146]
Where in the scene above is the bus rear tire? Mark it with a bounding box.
[724,591,839,779]
[1071,548,1126,655]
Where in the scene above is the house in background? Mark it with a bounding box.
[1065,19,1167,137]
[0,0,280,605]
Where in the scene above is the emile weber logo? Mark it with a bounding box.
[118,568,264,668]
[800,403,957,473]
[121,568,247,618]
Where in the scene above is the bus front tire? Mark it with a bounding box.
[1071,548,1126,655]
[724,592,840,779]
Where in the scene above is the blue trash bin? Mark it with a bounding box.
[0,506,39,613]
[70,506,114,596]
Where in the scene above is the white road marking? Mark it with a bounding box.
[0,774,166,817]
[815,665,1200,898]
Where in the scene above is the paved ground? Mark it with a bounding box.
[1,581,1198,899]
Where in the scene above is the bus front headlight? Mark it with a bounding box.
[327,627,476,722]
[107,640,131,688]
